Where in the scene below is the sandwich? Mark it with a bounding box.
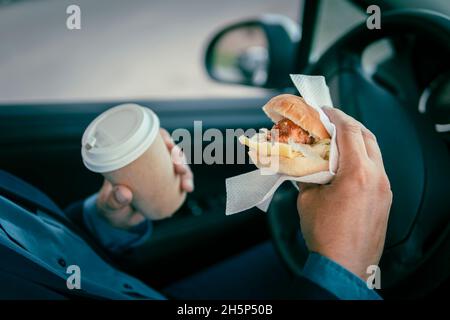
[239,94,331,176]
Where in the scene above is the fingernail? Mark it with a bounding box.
[171,146,184,165]
[114,187,128,204]
[186,179,194,192]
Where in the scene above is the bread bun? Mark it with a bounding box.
[239,133,331,176]
[248,150,329,177]
[262,94,330,140]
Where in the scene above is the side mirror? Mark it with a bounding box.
[204,15,300,89]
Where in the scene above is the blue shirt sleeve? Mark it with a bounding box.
[82,194,153,255]
[302,252,382,300]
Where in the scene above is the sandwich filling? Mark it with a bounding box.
[267,118,315,145]
[244,117,330,161]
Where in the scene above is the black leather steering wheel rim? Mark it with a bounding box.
[268,9,450,298]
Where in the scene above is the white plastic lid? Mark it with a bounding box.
[81,103,160,173]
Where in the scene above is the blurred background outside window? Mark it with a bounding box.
[0,0,372,103]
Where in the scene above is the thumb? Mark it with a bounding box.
[105,185,133,211]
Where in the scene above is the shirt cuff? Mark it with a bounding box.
[82,194,152,255]
[302,252,382,300]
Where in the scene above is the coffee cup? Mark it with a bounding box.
[81,103,186,220]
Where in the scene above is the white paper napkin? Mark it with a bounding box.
[225,74,339,215]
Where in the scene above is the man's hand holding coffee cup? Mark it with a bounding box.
[160,128,194,193]
[83,104,190,222]
[297,107,393,280]
[96,128,194,229]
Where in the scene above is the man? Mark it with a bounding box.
[0,108,392,299]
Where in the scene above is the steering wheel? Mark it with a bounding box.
[268,10,450,298]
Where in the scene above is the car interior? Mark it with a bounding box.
[0,0,449,299]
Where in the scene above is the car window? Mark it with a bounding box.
[311,0,366,62]
[311,0,450,63]
[383,0,450,16]
[0,0,299,103]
